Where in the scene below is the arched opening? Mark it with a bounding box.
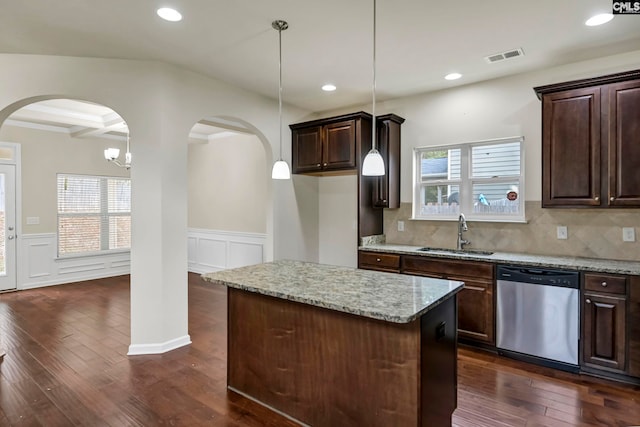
[0,96,131,291]
[186,116,272,273]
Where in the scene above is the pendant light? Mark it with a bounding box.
[362,0,385,176]
[271,20,291,180]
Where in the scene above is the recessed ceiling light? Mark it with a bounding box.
[322,84,337,92]
[445,73,462,81]
[585,13,613,26]
[157,7,182,22]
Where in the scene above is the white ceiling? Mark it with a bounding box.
[1,1,640,114]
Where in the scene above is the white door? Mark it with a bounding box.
[0,164,16,291]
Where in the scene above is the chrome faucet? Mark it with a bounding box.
[457,213,471,250]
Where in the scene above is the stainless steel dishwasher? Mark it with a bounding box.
[496,265,579,372]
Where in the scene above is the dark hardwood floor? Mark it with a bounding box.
[0,273,638,426]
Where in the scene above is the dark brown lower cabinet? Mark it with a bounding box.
[582,274,627,373]
[358,251,400,273]
[401,255,495,346]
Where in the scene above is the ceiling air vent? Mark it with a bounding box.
[484,48,525,64]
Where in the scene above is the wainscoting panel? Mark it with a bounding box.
[20,229,265,289]
[188,228,266,274]
[20,233,131,290]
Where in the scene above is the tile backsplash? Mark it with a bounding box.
[384,202,639,261]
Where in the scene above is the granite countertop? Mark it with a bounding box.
[201,259,464,324]
[359,243,640,276]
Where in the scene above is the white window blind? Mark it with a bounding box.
[57,174,131,256]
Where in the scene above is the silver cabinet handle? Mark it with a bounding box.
[8,235,14,240]
[586,298,592,304]
[601,282,607,287]
[8,226,13,231]
[376,258,381,262]
[316,164,321,167]
[610,197,615,202]
[594,196,599,201]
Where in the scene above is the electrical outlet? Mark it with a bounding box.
[557,226,568,240]
[397,221,405,232]
[623,227,636,242]
[26,216,40,225]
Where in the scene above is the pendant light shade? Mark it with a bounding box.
[271,159,291,179]
[362,0,385,177]
[271,20,291,180]
[362,148,385,175]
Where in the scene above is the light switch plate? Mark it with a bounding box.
[623,227,635,242]
[26,216,40,225]
[397,221,405,232]
[557,226,568,240]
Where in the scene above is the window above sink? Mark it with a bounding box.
[412,136,525,223]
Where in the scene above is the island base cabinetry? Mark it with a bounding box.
[227,288,457,427]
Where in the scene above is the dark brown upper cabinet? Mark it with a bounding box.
[290,112,371,175]
[534,69,640,208]
[372,114,405,209]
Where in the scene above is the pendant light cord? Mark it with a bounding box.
[371,0,377,152]
[278,23,283,161]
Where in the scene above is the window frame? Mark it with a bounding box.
[56,173,131,258]
[412,136,525,223]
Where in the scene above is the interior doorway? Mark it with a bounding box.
[0,163,17,291]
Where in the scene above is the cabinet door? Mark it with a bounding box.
[542,87,601,207]
[450,276,494,345]
[607,80,640,206]
[372,121,390,207]
[292,126,323,173]
[372,117,402,209]
[582,293,626,371]
[323,120,356,170]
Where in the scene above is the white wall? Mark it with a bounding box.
[0,54,312,355]
[319,175,357,267]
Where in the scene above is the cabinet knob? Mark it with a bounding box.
[316,164,321,167]
[586,298,592,304]
[594,196,599,201]
[601,282,607,287]
[610,197,615,202]
[323,163,328,167]
[376,258,381,262]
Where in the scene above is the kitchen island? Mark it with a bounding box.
[202,260,464,427]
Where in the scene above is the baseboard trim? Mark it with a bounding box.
[127,334,192,356]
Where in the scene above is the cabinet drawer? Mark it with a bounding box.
[401,255,494,280]
[584,273,627,295]
[358,251,400,271]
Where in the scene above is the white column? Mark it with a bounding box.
[128,119,190,355]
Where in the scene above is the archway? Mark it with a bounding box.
[186,115,273,273]
[0,96,131,290]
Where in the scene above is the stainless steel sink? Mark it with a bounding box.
[417,247,494,256]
